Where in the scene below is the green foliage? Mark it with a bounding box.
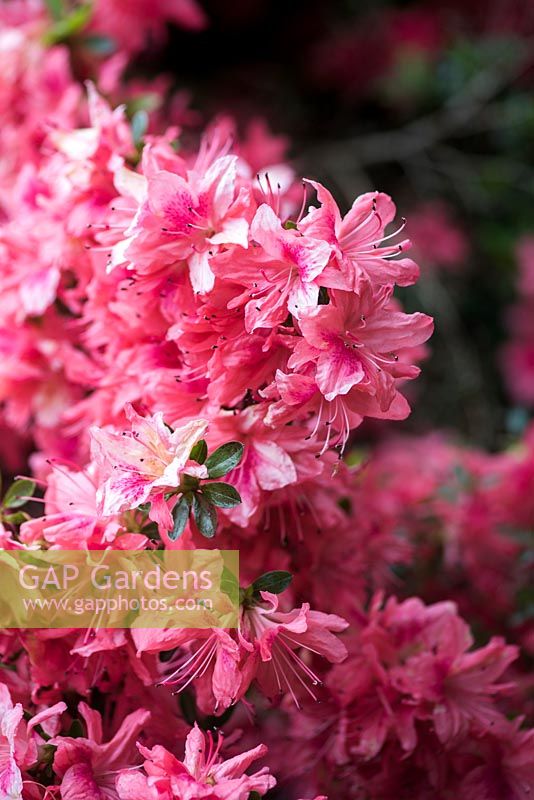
[202,482,241,508]
[252,570,293,595]
[43,3,93,45]
[205,442,244,478]
[192,493,218,539]
[3,479,36,510]
[169,494,192,541]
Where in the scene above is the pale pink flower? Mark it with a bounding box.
[0,683,65,799]
[20,462,123,549]
[0,683,24,800]
[90,403,208,528]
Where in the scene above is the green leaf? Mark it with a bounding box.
[220,565,239,604]
[252,570,292,595]
[205,442,244,479]
[189,439,208,465]
[192,494,218,539]
[44,0,65,21]
[3,479,36,509]
[37,742,56,766]
[43,3,93,45]
[169,494,191,541]
[3,512,30,526]
[131,109,149,147]
[202,482,241,508]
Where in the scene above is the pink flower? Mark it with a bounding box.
[207,406,322,526]
[407,202,469,270]
[241,591,348,707]
[133,627,254,716]
[114,149,254,294]
[0,684,24,799]
[90,403,208,528]
[20,462,124,549]
[294,285,432,405]
[300,182,419,289]
[53,703,150,800]
[325,595,518,759]
[116,723,275,799]
[0,683,65,799]
[459,721,534,800]
[90,0,207,56]
[217,203,331,331]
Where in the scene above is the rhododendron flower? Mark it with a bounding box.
[0,683,24,799]
[113,151,254,294]
[241,591,349,707]
[0,683,65,799]
[134,627,254,715]
[219,202,331,331]
[116,723,275,799]
[4,12,531,800]
[325,595,519,758]
[300,182,420,289]
[293,284,433,407]
[207,406,322,525]
[90,0,207,55]
[407,201,469,270]
[52,703,150,800]
[90,403,208,527]
[20,462,123,549]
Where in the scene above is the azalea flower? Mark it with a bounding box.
[300,181,420,289]
[90,0,207,56]
[216,202,331,331]
[294,284,433,406]
[112,147,254,294]
[0,683,65,800]
[90,403,208,528]
[52,703,150,800]
[207,406,322,526]
[116,722,275,799]
[241,591,349,707]
[20,462,125,549]
[133,627,255,715]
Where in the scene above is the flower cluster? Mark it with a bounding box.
[266,595,533,800]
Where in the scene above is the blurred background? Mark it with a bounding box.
[132,0,534,450]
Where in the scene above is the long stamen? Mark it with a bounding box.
[296,182,307,224]
[338,201,381,248]
[273,639,319,702]
[365,218,406,249]
[306,397,325,440]
[161,636,213,682]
